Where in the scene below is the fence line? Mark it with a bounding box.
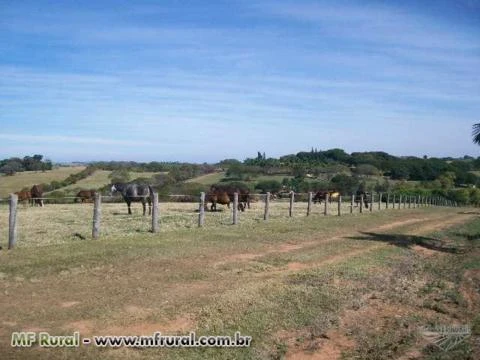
[2,191,457,249]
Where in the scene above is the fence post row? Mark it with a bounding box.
[264,192,270,221]
[152,192,159,233]
[8,193,18,249]
[5,189,462,250]
[198,192,205,227]
[92,192,101,239]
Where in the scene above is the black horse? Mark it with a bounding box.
[355,190,369,209]
[111,183,153,215]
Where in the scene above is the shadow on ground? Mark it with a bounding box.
[348,232,466,254]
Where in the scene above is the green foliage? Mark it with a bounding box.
[254,180,282,194]
[0,154,52,175]
[448,189,470,205]
[330,174,360,194]
[108,169,131,184]
[354,164,381,176]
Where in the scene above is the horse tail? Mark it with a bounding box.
[148,185,154,200]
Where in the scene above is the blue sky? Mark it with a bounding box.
[1,0,479,163]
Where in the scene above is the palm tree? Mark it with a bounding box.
[473,124,480,145]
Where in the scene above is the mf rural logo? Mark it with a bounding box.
[419,325,471,351]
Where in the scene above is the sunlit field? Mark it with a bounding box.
[0,198,386,248]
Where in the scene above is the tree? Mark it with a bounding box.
[0,161,24,175]
[438,172,456,190]
[473,123,480,145]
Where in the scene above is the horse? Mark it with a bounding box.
[207,184,250,211]
[205,190,245,212]
[111,183,153,215]
[31,184,44,207]
[75,189,96,203]
[313,190,340,204]
[355,190,369,209]
[15,190,31,206]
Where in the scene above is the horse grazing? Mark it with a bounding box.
[207,184,250,212]
[205,190,245,212]
[111,183,153,215]
[75,189,96,203]
[15,190,31,205]
[31,184,44,207]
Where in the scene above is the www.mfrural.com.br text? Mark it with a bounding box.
[11,331,252,348]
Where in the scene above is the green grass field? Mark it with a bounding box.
[185,172,226,185]
[0,167,86,198]
[0,205,478,359]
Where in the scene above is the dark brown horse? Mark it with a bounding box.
[75,189,96,203]
[31,184,44,207]
[207,184,250,211]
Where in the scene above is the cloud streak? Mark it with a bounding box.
[0,0,479,161]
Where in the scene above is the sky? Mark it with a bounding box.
[1,0,479,163]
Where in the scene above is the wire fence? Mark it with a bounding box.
[0,192,456,250]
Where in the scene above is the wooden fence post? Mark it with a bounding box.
[198,192,205,227]
[152,192,159,233]
[360,195,364,213]
[233,192,239,224]
[351,193,354,213]
[338,195,342,216]
[8,193,18,249]
[324,193,329,216]
[92,192,101,239]
[378,192,382,210]
[307,192,312,216]
[264,192,270,221]
[289,191,294,217]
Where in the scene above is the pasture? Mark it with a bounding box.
[0,167,85,198]
[0,205,479,359]
[50,170,167,193]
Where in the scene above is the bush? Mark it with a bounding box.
[254,180,282,194]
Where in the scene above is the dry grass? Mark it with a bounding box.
[0,200,395,248]
[0,166,85,198]
[0,206,478,360]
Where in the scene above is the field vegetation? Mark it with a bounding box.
[0,206,478,359]
[0,166,85,198]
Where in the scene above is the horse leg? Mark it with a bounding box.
[142,200,146,216]
[127,201,132,215]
